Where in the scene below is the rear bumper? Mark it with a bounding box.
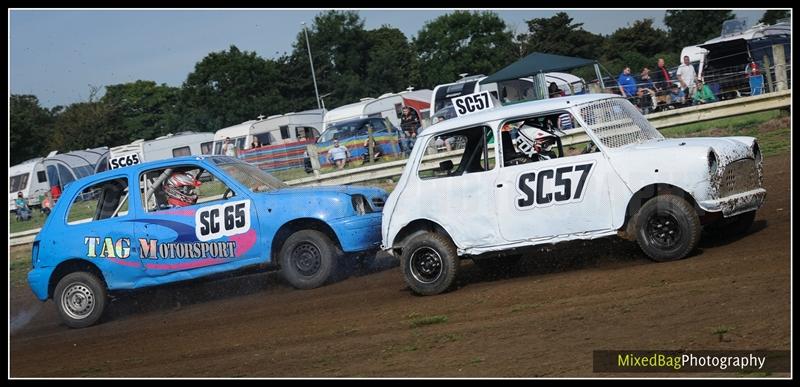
[698,188,766,217]
[28,267,53,301]
[330,212,383,252]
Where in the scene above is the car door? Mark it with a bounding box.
[134,161,262,277]
[63,173,144,282]
[494,115,615,242]
[415,125,502,248]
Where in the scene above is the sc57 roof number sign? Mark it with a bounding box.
[451,91,494,117]
[108,152,142,169]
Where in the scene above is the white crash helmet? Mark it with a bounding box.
[513,125,557,160]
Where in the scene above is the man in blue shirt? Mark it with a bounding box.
[617,67,638,98]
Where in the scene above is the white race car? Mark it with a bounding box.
[381,94,765,295]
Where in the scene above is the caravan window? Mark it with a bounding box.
[279,125,291,140]
[172,146,191,157]
[214,141,223,155]
[9,174,29,193]
[295,126,318,141]
[37,171,47,183]
[235,137,247,150]
[254,133,272,146]
[201,142,213,155]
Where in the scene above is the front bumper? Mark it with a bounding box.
[698,188,767,217]
[329,212,383,252]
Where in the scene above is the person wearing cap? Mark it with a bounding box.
[668,83,686,107]
[692,78,717,105]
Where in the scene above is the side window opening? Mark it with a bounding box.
[419,126,494,180]
[500,111,599,168]
[172,146,191,157]
[140,166,234,213]
[67,177,129,225]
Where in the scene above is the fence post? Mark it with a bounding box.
[306,144,320,178]
[367,125,374,163]
[772,44,788,92]
[762,54,774,93]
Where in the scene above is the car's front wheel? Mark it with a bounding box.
[279,230,339,289]
[401,232,460,296]
[54,271,107,329]
[634,194,701,262]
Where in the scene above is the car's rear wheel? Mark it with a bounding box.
[634,194,701,262]
[401,232,459,296]
[54,271,107,329]
[280,230,339,289]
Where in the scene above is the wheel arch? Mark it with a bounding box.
[48,258,106,300]
[270,218,342,267]
[619,183,704,240]
[390,219,455,255]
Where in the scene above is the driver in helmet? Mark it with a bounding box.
[513,124,558,162]
[162,172,201,207]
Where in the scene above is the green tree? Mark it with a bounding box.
[364,26,421,96]
[101,80,181,143]
[664,10,734,50]
[517,12,605,60]
[759,10,790,25]
[50,89,123,151]
[10,95,55,164]
[179,45,288,132]
[413,11,516,87]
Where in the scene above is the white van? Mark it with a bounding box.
[322,90,433,131]
[430,73,587,122]
[9,158,49,211]
[108,131,214,170]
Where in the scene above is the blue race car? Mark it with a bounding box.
[28,156,387,328]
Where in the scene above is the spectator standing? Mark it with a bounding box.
[676,55,697,98]
[399,106,421,155]
[223,137,237,157]
[328,140,349,170]
[617,67,638,98]
[15,192,31,221]
[652,58,672,91]
[692,79,717,105]
[548,82,563,98]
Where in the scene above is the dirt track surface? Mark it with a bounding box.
[10,154,790,377]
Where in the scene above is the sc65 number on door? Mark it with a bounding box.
[515,162,595,209]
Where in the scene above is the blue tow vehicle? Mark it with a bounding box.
[28,155,387,328]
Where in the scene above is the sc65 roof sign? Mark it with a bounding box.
[108,152,142,169]
[451,91,494,117]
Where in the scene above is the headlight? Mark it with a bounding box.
[752,141,762,164]
[708,150,718,175]
[351,194,368,215]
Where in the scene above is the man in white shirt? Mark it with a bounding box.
[223,137,237,157]
[328,140,349,170]
[676,55,697,98]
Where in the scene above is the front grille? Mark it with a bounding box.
[371,197,385,209]
[719,158,759,197]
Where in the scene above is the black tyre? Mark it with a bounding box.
[54,271,107,329]
[634,194,701,262]
[473,254,523,275]
[704,211,756,237]
[401,232,460,296]
[279,230,339,289]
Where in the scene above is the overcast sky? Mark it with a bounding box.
[9,9,773,108]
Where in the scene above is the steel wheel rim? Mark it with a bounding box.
[61,282,95,320]
[292,242,322,277]
[409,247,443,284]
[646,213,682,249]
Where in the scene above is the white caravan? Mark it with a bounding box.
[9,158,49,211]
[322,90,433,131]
[108,131,214,170]
[212,109,325,155]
